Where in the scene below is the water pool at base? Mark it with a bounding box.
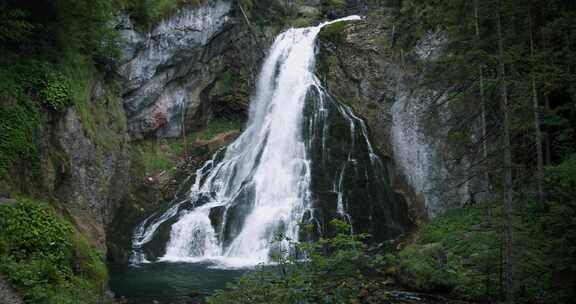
[109,262,247,303]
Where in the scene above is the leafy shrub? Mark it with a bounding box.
[398,243,458,292]
[0,199,72,261]
[40,71,73,112]
[0,198,108,303]
[10,60,73,112]
[2,1,120,65]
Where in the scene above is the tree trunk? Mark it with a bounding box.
[543,94,552,166]
[496,0,514,302]
[529,14,545,206]
[475,0,490,198]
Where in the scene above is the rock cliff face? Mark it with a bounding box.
[52,82,131,247]
[317,9,484,218]
[115,0,366,141]
[9,77,132,250]
[118,0,252,139]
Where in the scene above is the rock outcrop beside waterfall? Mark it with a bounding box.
[317,10,484,218]
[117,0,267,140]
[4,76,132,250]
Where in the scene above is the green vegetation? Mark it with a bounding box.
[0,70,40,175]
[0,1,118,62]
[0,198,108,303]
[250,0,321,28]
[0,0,125,178]
[119,0,210,28]
[133,139,186,176]
[541,156,576,300]
[398,207,502,300]
[208,220,392,304]
[206,191,575,304]
[397,159,576,303]
[0,59,75,175]
[134,119,243,176]
[0,53,125,179]
[390,1,576,302]
[196,119,243,141]
[206,157,576,304]
[318,21,348,44]
[238,0,254,13]
[289,5,322,28]
[321,0,347,17]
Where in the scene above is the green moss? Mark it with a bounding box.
[318,21,347,44]
[0,198,108,303]
[0,90,39,176]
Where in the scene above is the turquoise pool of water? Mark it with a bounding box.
[109,262,247,303]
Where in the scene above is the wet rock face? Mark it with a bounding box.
[117,1,234,139]
[317,11,483,218]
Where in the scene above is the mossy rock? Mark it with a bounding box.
[319,21,348,44]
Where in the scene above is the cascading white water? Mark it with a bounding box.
[132,16,362,268]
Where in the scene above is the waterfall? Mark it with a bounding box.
[131,16,408,268]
